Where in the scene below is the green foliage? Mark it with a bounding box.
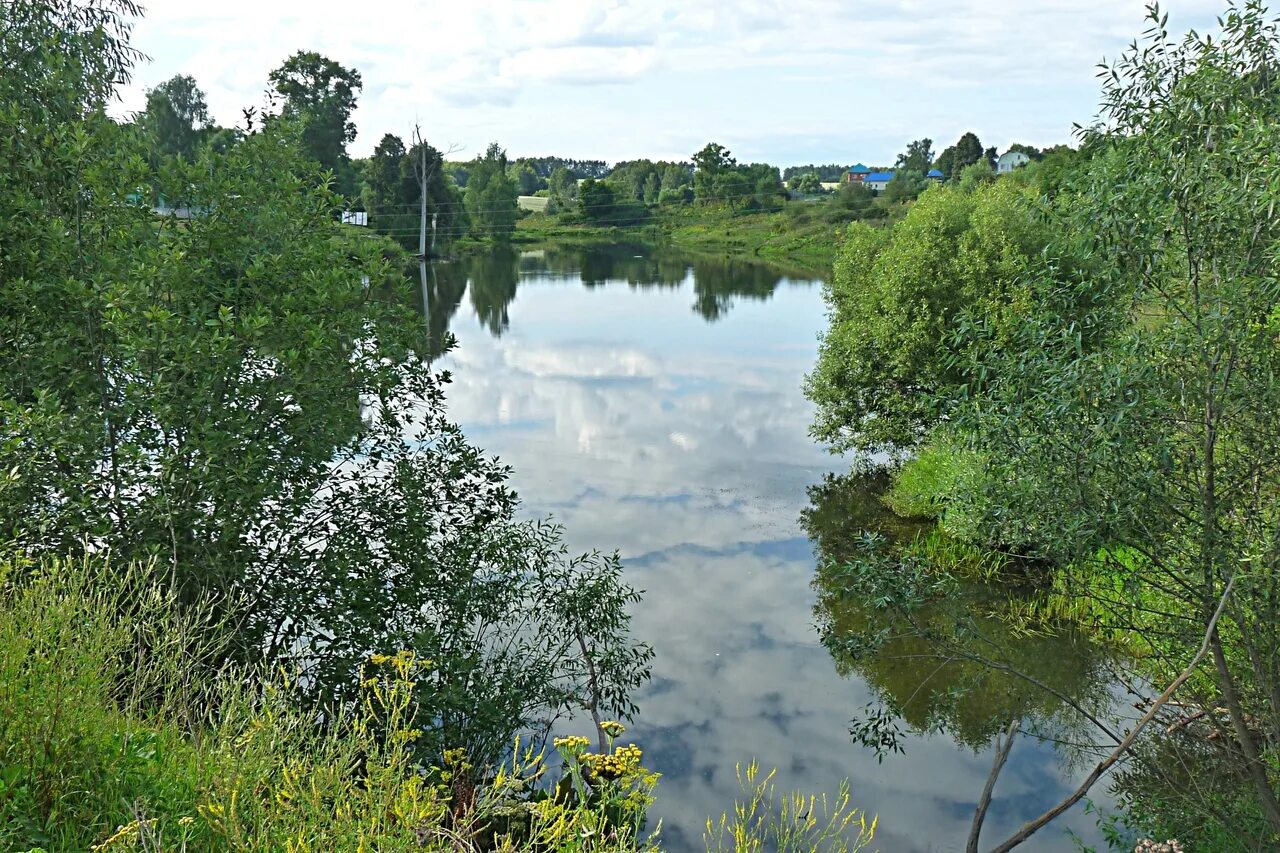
[960,2,1280,836]
[894,138,934,173]
[805,180,1053,453]
[465,142,520,239]
[361,132,467,248]
[933,131,984,181]
[936,131,983,178]
[811,526,1107,756]
[703,762,876,853]
[956,159,996,192]
[268,50,362,181]
[547,166,578,211]
[1,0,651,785]
[788,172,822,194]
[0,558,658,852]
[818,1,1280,843]
[575,179,650,227]
[139,74,209,162]
[882,439,988,541]
[782,164,852,182]
[656,186,691,206]
[508,160,543,195]
[691,142,736,204]
[881,169,928,203]
[0,557,215,850]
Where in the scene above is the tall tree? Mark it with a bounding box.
[547,166,577,211]
[895,138,934,173]
[952,6,1280,841]
[1,0,651,772]
[140,74,209,162]
[464,142,518,239]
[692,142,736,203]
[933,132,983,181]
[365,133,411,209]
[507,160,542,195]
[268,50,362,180]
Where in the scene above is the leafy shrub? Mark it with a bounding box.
[0,555,659,852]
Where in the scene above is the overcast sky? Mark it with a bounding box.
[115,0,1226,166]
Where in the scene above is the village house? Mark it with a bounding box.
[997,150,1032,173]
[842,163,872,183]
[858,168,945,192]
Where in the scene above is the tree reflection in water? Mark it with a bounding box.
[412,243,815,353]
[801,469,1124,848]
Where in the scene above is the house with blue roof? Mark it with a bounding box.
[841,162,948,192]
[863,171,896,191]
[842,163,872,183]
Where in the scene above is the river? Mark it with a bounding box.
[425,242,1114,852]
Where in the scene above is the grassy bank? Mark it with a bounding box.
[512,199,905,276]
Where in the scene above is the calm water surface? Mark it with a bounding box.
[426,244,1111,852]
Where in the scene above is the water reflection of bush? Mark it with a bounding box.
[800,469,1118,757]
[412,243,812,352]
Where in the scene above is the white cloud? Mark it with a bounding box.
[117,0,1230,166]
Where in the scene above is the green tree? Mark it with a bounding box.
[547,166,577,211]
[268,50,362,181]
[464,142,518,239]
[882,169,929,203]
[933,132,983,181]
[692,142,736,203]
[894,138,934,173]
[660,163,690,191]
[642,172,660,204]
[365,132,411,208]
[742,163,783,208]
[805,181,1053,453]
[946,4,1280,842]
[508,160,542,195]
[577,178,616,223]
[139,73,209,162]
[1,0,651,771]
[790,172,822,194]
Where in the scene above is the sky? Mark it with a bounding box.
[115,0,1228,167]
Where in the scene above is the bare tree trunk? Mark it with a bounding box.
[968,717,1019,853]
[1208,628,1280,834]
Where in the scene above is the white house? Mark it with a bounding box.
[863,171,895,192]
[997,151,1031,174]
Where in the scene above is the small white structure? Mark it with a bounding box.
[997,151,1031,174]
[341,210,369,226]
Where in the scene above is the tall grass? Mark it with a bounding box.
[0,555,876,851]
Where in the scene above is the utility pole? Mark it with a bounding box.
[417,138,428,257]
[411,124,461,259]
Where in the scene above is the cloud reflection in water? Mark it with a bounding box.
[433,246,1107,852]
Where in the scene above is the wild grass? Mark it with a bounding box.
[0,555,876,852]
[704,761,876,853]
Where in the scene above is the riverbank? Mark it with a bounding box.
[511,202,893,276]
